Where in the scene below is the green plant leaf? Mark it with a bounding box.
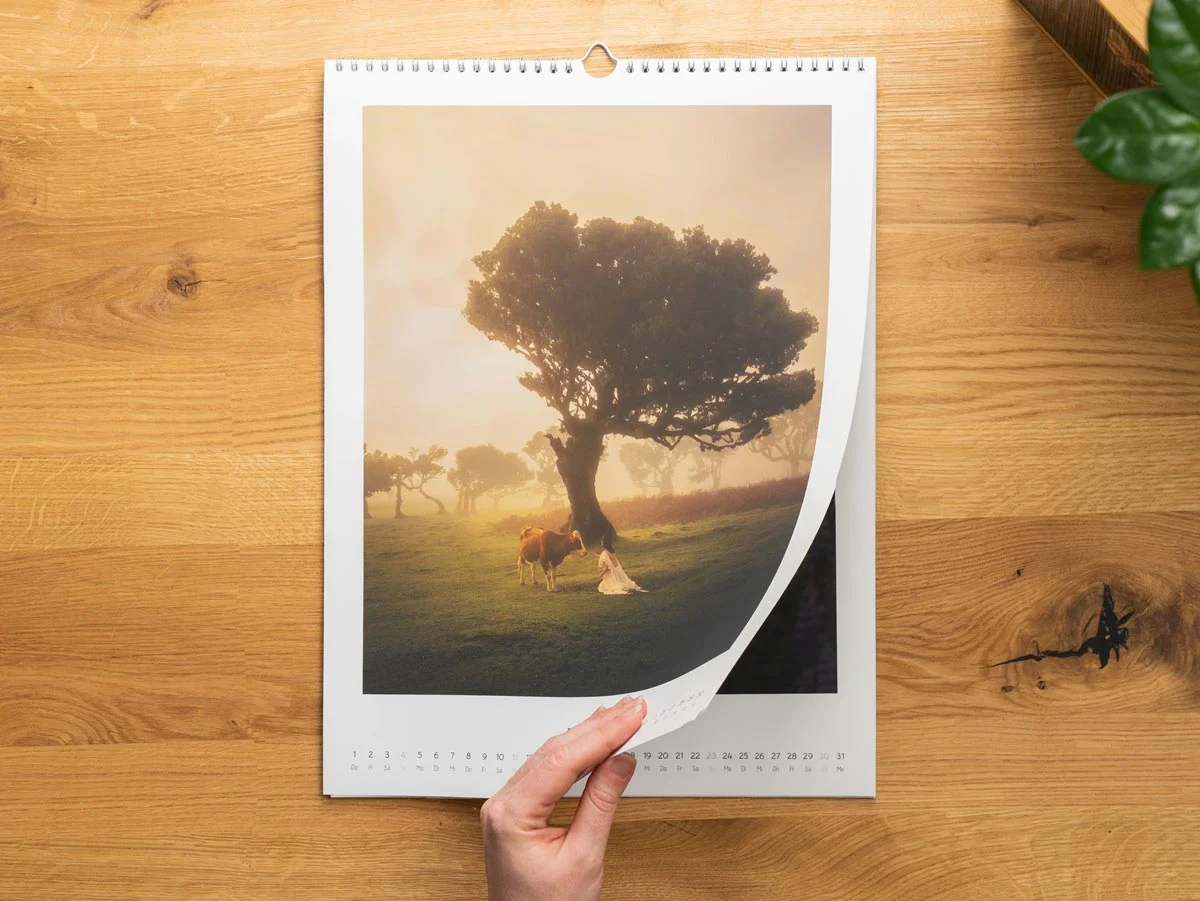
[1148,0,1200,118]
[1075,89,1200,183]
[1189,259,1200,301]
[1140,172,1200,267]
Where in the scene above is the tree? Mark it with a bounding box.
[447,445,531,514]
[683,441,726,491]
[750,380,823,478]
[466,202,818,549]
[446,467,468,514]
[619,441,684,495]
[363,445,398,519]
[393,445,449,516]
[523,428,567,507]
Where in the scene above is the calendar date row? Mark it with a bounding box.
[350,750,846,762]
[347,749,848,774]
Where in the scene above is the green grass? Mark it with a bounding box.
[363,503,801,696]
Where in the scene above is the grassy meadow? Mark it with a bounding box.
[363,484,806,696]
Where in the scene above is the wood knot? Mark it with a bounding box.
[168,273,201,298]
[137,0,171,20]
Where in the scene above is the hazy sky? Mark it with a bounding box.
[363,105,831,503]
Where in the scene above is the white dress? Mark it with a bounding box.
[597,549,648,594]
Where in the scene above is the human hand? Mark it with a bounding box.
[480,696,647,901]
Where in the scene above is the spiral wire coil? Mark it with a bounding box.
[333,56,867,75]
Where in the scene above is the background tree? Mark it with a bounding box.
[394,445,449,517]
[683,441,726,491]
[482,450,532,510]
[363,445,397,519]
[619,441,684,495]
[523,428,567,508]
[466,202,818,549]
[749,379,823,479]
[448,445,532,514]
[446,467,468,514]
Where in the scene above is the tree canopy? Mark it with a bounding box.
[394,446,447,490]
[363,444,448,518]
[619,441,683,495]
[364,446,396,499]
[395,445,449,515]
[465,202,819,549]
[750,379,823,478]
[465,202,819,452]
[448,444,532,513]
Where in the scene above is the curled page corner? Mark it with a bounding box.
[610,168,876,768]
[611,159,875,756]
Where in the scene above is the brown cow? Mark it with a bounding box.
[517,527,587,592]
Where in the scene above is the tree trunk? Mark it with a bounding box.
[394,489,405,519]
[660,466,674,496]
[419,485,446,514]
[712,470,722,491]
[364,497,371,519]
[789,457,801,479]
[469,492,478,514]
[549,425,616,552]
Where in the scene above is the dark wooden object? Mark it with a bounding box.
[1016,0,1154,95]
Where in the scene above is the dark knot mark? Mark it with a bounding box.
[168,274,201,297]
[137,0,170,21]
[990,584,1134,670]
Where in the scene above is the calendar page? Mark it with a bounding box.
[322,50,876,798]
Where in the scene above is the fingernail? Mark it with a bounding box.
[616,695,635,709]
[612,752,636,778]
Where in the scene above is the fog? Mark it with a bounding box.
[363,104,831,505]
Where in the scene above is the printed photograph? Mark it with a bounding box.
[362,105,833,696]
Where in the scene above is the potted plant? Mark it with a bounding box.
[1076,0,1200,302]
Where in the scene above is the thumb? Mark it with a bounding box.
[566,752,638,855]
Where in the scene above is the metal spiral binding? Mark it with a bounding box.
[333,50,866,75]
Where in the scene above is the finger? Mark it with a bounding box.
[505,697,646,824]
[503,700,627,799]
[567,751,638,854]
[501,703,611,798]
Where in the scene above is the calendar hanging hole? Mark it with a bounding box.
[581,42,617,78]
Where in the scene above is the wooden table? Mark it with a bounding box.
[2,1,1198,897]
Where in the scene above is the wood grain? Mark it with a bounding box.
[1015,0,1152,94]
[2,0,1200,898]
